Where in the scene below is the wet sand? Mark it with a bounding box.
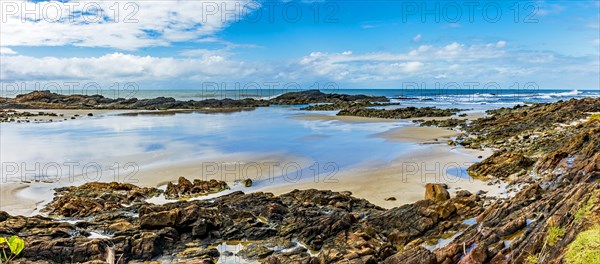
[374,126,461,143]
[0,183,39,216]
[260,145,496,209]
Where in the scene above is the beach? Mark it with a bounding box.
[1,106,491,215]
[1,90,598,264]
[261,144,497,209]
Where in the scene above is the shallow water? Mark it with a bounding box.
[1,106,419,189]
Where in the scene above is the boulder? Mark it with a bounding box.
[425,183,450,202]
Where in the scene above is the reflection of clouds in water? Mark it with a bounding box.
[295,115,406,134]
[2,107,415,181]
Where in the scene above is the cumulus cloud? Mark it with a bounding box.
[0,52,259,81]
[1,41,598,89]
[293,42,598,87]
[0,47,17,55]
[0,0,260,50]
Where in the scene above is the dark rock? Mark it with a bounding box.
[165,177,229,199]
[243,178,253,187]
[383,246,436,264]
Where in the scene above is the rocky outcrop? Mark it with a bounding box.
[416,118,468,128]
[338,107,462,119]
[1,90,270,110]
[270,90,388,105]
[1,90,392,117]
[468,151,535,180]
[42,182,162,217]
[301,101,398,111]
[164,177,229,199]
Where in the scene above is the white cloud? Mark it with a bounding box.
[412,34,422,43]
[1,41,598,89]
[292,42,598,87]
[0,47,17,55]
[0,52,259,81]
[0,0,260,50]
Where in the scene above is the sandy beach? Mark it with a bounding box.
[1,110,492,214]
[374,126,461,143]
[0,151,313,216]
[260,144,495,209]
[0,183,39,216]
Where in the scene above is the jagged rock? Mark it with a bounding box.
[468,151,535,180]
[42,182,162,217]
[338,106,462,119]
[236,243,274,259]
[164,177,229,199]
[383,246,436,264]
[425,183,450,202]
[140,208,179,229]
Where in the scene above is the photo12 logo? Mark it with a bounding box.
[401,1,540,23]
[197,81,340,99]
[1,1,139,23]
[1,162,139,184]
[1,82,139,99]
[1,1,340,24]
[399,81,540,102]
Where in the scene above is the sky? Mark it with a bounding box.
[1,0,599,91]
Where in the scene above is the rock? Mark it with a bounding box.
[140,208,179,229]
[87,113,93,116]
[42,182,162,217]
[425,183,450,202]
[165,177,229,199]
[243,178,253,187]
[338,106,463,119]
[131,232,164,260]
[455,190,472,198]
[2,90,270,111]
[468,151,535,180]
[236,243,274,259]
[383,246,436,264]
[270,90,388,105]
[384,197,396,201]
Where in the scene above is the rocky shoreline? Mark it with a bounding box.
[1,94,599,263]
[1,90,460,123]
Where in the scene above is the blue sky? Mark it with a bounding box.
[1,0,599,90]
